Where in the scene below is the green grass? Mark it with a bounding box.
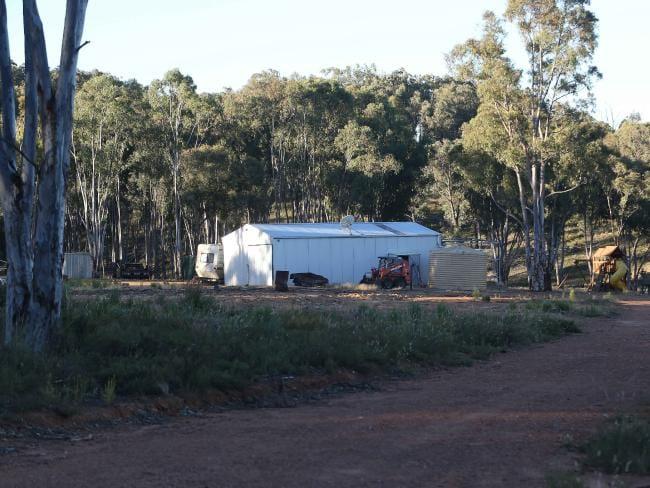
[524,297,615,317]
[582,415,650,474]
[545,471,584,488]
[65,278,115,289]
[0,290,579,415]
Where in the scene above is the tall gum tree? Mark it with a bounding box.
[148,70,199,276]
[451,2,599,290]
[0,0,88,350]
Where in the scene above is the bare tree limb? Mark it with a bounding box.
[75,39,90,53]
[0,136,38,169]
[547,182,582,198]
[490,192,524,228]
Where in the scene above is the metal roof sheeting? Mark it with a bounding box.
[243,222,439,240]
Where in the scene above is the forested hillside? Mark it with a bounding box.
[2,2,649,290]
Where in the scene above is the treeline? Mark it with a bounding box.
[3,3,649,289]
[62,65,480,277]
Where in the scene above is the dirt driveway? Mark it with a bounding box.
[2,298,649,487]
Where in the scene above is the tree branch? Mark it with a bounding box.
[490,192,524,228]
[547,182,582,198]
[75,39,90,53]
[0,136,38,169]
[55,0,89,175]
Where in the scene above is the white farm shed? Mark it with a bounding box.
[223,222,441,286]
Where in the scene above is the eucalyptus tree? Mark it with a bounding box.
[334,120,401,219]
[461,148,523,286]
[0,0,88,350]
[71,74,140,271]
[418,140,467,233]
[551,112,612,282]
[604,120,650,288]
[228,71,288,222]
[337,68,432,220]
[148,69,201,275]
[183,144,268,238]
[421,80,478,142]
[452,1,599,290]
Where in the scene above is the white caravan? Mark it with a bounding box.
[195,243,224,282]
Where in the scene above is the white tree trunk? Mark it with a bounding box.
[0,0,88,351]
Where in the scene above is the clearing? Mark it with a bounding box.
[0,293,648,487]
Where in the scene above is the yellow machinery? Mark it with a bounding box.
[610,259,627,292]
[590,246,627,292]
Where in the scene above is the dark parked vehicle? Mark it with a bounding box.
[110,262,151,280]
[290,272,329,287]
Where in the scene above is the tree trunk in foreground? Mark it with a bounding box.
[0,0,88,351]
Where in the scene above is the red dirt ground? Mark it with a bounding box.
[1,297,649,487]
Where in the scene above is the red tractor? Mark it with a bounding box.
[361,255,412,289]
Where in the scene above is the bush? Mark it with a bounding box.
[545,471,584,488]
[0,295,580,414]
[525,299,573,314]
[582,416,650,474]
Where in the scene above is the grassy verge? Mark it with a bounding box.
[0,288,579,416]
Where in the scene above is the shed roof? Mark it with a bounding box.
[243,222,439,239]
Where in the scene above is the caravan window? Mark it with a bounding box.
[200,253,214,264]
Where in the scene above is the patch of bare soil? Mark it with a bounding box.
[1,298,648,488]
[76,281,560,313]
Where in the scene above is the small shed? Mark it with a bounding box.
[428,246,487,291]
[223,222,441,286]
[63,252,93,279]
[592,245,625,263]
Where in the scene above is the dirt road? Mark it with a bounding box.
[2,298,649,487]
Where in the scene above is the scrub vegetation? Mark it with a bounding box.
[582,415,650,475]
[0,288,579,415]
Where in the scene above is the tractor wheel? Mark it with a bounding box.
[381,278,394,289]
[394,278,406,289]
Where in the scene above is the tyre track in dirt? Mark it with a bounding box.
[1,298,649,487]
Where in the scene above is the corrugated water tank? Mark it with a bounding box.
[63,252,93,279]
[428,246,487,291]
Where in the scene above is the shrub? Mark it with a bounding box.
[545,471,584,488]
[0,295,580,413]
[582,416,650,474]
[102,376,117,404]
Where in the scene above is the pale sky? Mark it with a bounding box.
[5,0,649,124]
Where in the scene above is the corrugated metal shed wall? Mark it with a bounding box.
[428,247,487,291]
[272,236,437,286]
[223,223,441,286]
[63,252,93,279]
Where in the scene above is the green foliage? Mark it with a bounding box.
[521,296,616,317]
[545,471,584,488]
[582,416,650,474]
[102,376,117,405]
[0,295,578,414]
[525,299,572,313]
[66,279,112,289]
[182,285,210,310]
